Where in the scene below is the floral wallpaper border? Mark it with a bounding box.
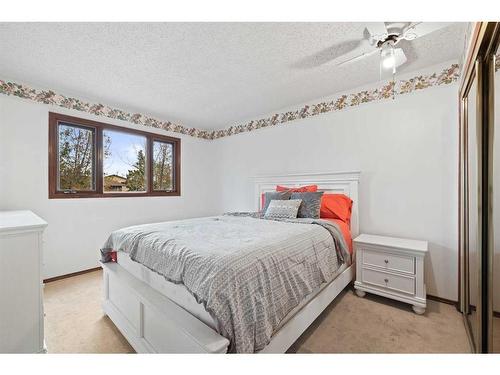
[0,63,460,140]
[0,79,213,139]
[214,63,460,139]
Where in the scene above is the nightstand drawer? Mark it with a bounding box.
[362,249,415,274]
[362,268,415,295]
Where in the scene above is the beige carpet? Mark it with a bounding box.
[44,270,134,353]
[44,269,470,353]
[494,317,500,353]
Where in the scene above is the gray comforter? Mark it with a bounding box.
[101,214,350,353]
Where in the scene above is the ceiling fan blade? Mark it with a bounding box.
[401,22,451,40]
[338,49,378,66]
[333,39,377,66]
[394,48,407,67]
[366,22,388,41]
[291,39,366,69]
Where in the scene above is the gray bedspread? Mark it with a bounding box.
[101,214,350,353]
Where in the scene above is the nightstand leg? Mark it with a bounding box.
[412,305,425,315]
[355,289,366,298]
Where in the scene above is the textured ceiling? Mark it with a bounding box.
[0,22,467,130]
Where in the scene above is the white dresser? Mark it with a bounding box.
[353,234,428,314]
[0,210,47,353]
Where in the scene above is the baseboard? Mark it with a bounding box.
[427,294,458,306]
[43,266,102,283]
[424,295,500,316]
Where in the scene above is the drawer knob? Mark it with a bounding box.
[384,259,389,264]
[384,278,389,283]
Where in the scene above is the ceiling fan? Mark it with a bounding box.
[331,22,451,74]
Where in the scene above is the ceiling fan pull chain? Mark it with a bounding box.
[379,49,383,82]
[392,70,396,100]
[391,47,396,100]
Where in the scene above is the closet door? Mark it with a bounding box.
[490,42,500,353]
[460,22,500,353]
[465,62,482,351]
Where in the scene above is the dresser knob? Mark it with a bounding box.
[384,278,389,283]
[384,259,389,264]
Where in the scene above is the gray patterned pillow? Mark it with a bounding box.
[290,192,324,219]
[264,199,302,219]
[262,191,292,212]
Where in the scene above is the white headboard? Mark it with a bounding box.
[253,171,360,238]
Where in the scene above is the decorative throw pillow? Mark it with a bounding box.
[264,199,302,220]
[290,192,324,219]
[262,191,292,212]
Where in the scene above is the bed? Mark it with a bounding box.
[100,171,360,353]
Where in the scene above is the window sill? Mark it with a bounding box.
[48,191,181,199]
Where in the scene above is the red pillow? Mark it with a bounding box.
[276,184,318,192]
[320,194,353,224]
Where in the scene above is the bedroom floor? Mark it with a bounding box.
[43,269,471,353]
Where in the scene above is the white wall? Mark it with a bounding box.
[0,72,460,301]
[0,96,220,279]
[212,84,459,301]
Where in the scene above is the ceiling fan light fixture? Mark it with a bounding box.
[382,54,395,70]
[380,41,396,73]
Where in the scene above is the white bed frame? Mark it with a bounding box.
[102,171,360,353]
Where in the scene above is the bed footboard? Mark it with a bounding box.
[101,262,230,353]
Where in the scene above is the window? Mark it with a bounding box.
[57,123,96,191]
[153,140,174,191]
[103,129,147,193]
[49,112,180,198]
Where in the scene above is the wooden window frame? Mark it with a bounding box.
[48,112,181,199]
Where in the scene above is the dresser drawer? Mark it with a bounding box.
[362,268,415,295]
[362,249,415,274]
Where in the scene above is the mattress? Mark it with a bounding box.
[116,250,348,334]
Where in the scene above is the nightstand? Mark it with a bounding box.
[353,234,428,314]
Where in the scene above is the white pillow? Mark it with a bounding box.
[264,199,302,219]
